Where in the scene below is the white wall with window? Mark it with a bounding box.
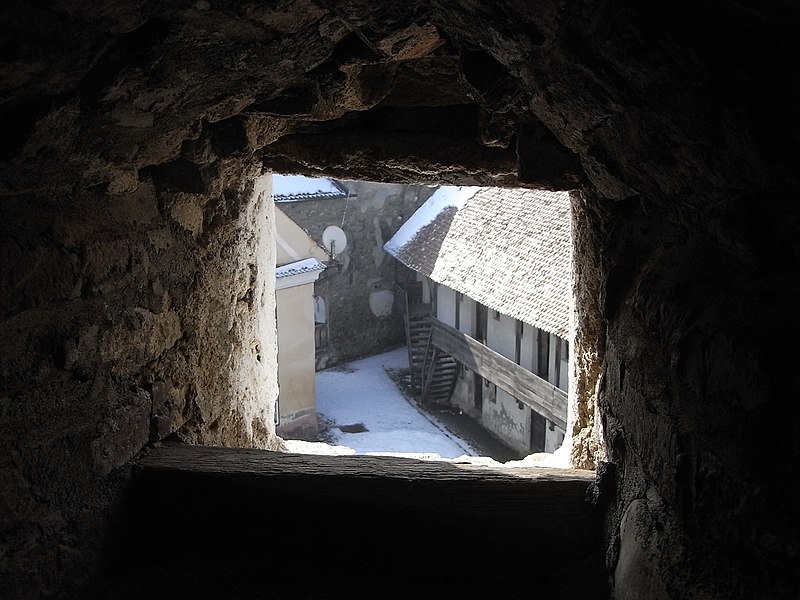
[436,285,457,329]
[486,309,517,362]
[421,276,569,456]
[455,291,476,335]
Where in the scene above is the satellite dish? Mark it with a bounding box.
[322,225,347,257]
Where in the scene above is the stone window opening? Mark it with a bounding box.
[3,5,791,598]
[267,173,596,471]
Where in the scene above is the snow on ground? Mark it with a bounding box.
[283,346,571,468]
[284,347,477,461]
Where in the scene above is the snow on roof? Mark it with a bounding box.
[383,186,480,255]
[272,174,348,202]
[384,186,572,338]
[275,257,327,279]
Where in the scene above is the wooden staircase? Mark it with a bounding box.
[406,303,432,394]
[421,343,458,402]
[398,282,458,404]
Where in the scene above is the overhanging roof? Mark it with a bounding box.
[384,186,572,338]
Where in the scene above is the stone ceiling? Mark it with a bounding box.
[3,1,797,202]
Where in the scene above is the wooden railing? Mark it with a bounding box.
[430,318,568,429]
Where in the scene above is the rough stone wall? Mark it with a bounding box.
[278,180,434,366]
[0,150,281,597]
[569,191,607,470]
[592,184,800,599]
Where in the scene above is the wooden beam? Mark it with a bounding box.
[430,318,568,429]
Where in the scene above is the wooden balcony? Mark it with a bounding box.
[430,318,568,429]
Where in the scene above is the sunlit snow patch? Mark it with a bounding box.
[283,439,356,456]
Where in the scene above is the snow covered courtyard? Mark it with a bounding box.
[283,346,570,468]
[283,346,478,460]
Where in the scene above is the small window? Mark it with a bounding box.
[537,329,549,379]
[475,303,487,343]
[487,382,497,403]
[514,320,523,365]
[493,309,501,321]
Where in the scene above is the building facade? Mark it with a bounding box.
[385,186,572,457]
[274,202,331,439]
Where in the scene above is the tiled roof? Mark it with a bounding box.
[275,258,327,279]
[272,175,348,202]
[384,187,572,338]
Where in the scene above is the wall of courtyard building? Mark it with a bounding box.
[278,181,434,367]
[275,280,319,440]
[420,274,568,455]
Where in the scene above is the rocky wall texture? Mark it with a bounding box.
[2,1,799,599]
[593,184,800,599]
[569,191,606,471]
[0,146,281,597]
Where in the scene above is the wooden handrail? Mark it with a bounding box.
[430,318,568,429]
